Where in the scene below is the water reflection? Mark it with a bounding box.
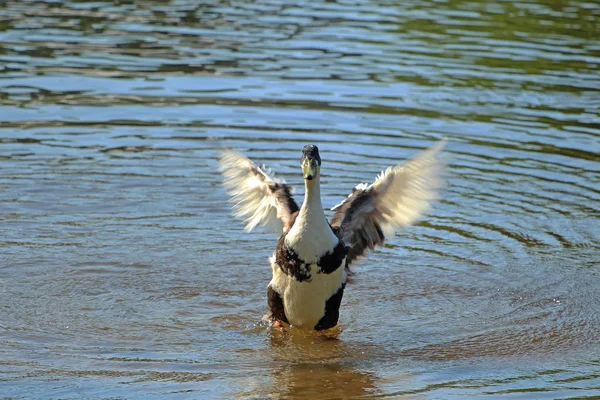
[261,328,380,399]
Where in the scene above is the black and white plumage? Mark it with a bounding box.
[219,141,446,330]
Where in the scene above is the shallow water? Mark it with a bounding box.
[1,0,599,398]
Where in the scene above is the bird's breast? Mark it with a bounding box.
[285,209,339,264]
[270,261,347,329]
[276,235,347,281]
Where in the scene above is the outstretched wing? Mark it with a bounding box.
[219,150,300,234]
[330,140,446,264]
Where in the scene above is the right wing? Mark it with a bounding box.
[219,150,300,234]
[330,140,446,264]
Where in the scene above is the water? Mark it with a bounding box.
[1,0,599,398]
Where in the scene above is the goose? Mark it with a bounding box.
[219,140,446,330]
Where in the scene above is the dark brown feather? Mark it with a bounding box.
[271,183,300,232]
[331,187,386,265]
[330,140,446,266]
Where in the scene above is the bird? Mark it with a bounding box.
[219,140,446,330]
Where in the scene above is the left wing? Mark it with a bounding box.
[219,150,300,234]
[330,140,446,264]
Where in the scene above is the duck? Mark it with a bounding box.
[219,140,446,330]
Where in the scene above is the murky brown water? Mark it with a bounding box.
[1,0,599,398]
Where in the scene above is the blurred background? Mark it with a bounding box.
[0,1,599,398]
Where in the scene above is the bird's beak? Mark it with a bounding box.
[302,159,317,180]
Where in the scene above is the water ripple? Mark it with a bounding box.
[1,0,599,398]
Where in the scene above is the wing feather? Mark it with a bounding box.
[331,140,446,264]
[219,150,299,233]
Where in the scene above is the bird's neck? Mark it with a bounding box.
[298,176,330,233]
[286,175,338,262]
[302,176,323,214]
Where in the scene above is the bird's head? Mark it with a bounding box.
[301,144,321,181]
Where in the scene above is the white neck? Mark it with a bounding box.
[285,175,339,263]
[303,176,323,213]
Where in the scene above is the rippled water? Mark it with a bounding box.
[1,0,599,398]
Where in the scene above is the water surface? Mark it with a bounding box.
[1,0,599,398]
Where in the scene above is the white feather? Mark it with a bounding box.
[371,139,446,233]
[219,150,285,233]
[331,139,447,259]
